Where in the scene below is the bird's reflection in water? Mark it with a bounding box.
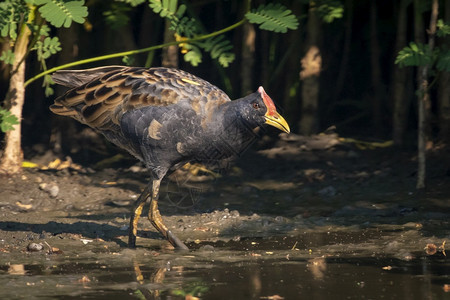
[133,260,168,299]
[132,258,202,300]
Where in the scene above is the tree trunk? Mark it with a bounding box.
[299,3,321,135]
[415,0,439,189]
[392,0,411,146]
[331,0,353,107]
[438,1,450,142]
[0,19,32,174]
[369,0,383,136]
[161,19,178,68]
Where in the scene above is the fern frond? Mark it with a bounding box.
[35,0,88,28]
[120,0,146,7]
[0,109,20,132]
[197,35,235,67]
[245,3,298,33]
[316,1,344,23]
[0,49,15,65]
[183,44,202,66]
[395,42,434,68]
[149,0,180,20]
[42,74,55,97]
[437,19,450,38]
[218,52,235,68]
[0,1,28,40]
[34,36,62,60]
[171,16,197,37]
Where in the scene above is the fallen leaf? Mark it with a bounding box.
[8,264,26,275]
[49,247,63,254]
[80,239,93,245]
[260,295,284,300]
[443,284,450,292]
[15,202,32,210]
[382,266,392,270]
[78,275,91,283]
[48,159,62,169]
[22,161,39,168]
[425,243,437,255]
[104,181,117,186]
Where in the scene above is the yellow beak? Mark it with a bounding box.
[264,111,290,133]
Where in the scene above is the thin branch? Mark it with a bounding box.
[24,19,246,87]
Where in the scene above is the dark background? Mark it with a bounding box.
[1,0,449,159]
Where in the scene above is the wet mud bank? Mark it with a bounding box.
[0,134,449,298]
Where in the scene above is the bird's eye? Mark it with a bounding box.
[252,102,260,109]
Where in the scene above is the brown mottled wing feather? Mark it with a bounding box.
[52,65,126,88]
[50,67,230,131]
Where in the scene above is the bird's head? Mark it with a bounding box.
[236,87,290,134]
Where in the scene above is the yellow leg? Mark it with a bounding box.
[148,179,189,250]
[128,184,151,248]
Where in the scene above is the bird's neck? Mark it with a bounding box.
[216,99,260,150]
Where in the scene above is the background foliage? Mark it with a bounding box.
[0,0,449,155]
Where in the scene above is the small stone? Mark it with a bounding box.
[230,210,240,218]
[39,182,59,198]
[199,244,215,252]
[27,242,44,252]
[318,186,337,197]
[48,185,59,198]
[80,239,93,244]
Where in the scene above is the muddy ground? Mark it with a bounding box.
[0,132,449,298]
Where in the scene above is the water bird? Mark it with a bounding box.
[50,66,290,249]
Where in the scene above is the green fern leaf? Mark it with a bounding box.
[0,109,19,132]
[35,0,88,28]
[245,3,298,33]
[218,52,235,68]
[149,0,179,20]
[395,42,433,68]
[0,49,15,65]
[43,74,55,97]
[121,0,146,6]
[171,16,197,37]
[437,19,450,37]
[0,1,28,40]
[183,44,202,66]
[198,35,235,66]
[211,39,233,59]
[317,1,344,23]
[35,36,62,60]
[122,55,135,66]
[38,24,51,37]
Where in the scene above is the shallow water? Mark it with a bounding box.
[0,229,448,300]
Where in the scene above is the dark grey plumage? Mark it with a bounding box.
[51,66,290,249]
